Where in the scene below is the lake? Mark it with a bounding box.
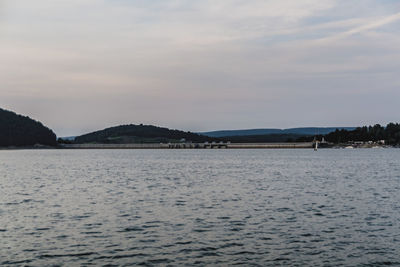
[1,149,400,266]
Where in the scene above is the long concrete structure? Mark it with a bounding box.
[227,143,313,149]
[62,142,314,149]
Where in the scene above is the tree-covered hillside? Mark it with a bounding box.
[0,108,57,147]
[74,124,215,144]
[297,123,400,145]
[325,123,400,144]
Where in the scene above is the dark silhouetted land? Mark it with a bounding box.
[0,108,57,147]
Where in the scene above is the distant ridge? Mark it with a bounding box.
[199,127,356,138]
[60,136,76,141]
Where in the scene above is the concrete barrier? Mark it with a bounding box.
[62,142,313,149]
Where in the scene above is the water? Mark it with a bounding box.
[1,149,400,266]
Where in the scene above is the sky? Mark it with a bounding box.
[1,0,399,136]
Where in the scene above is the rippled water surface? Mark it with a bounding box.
[1,149,400,266]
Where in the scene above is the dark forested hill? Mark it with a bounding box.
[325,123,400,144]
[0,108,57,147]
[296,123,400,145]
[74,124,214,144]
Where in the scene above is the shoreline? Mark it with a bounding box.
[60,142,314,149]
[1,143,398,150]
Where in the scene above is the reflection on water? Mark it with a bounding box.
[1,149,400,266]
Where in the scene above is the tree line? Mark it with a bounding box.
[2,106,400,146]
[298,123,400,144]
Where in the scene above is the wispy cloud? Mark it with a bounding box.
[315,12,400,44]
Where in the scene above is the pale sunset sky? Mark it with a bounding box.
[1,0,399,136]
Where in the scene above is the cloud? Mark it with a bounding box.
[315,12,400,44]
[0,0,400,135]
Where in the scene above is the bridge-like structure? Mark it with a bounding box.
[62,142,314,149]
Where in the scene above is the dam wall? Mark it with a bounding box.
[62,142,313,149]
[227,143,313,149]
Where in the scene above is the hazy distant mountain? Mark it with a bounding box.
[60,136,76,141]
[0,108,57,147]
[200,127,356,137]
[74,124,214,144]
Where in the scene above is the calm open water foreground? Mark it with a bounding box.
[1,149,400,266]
